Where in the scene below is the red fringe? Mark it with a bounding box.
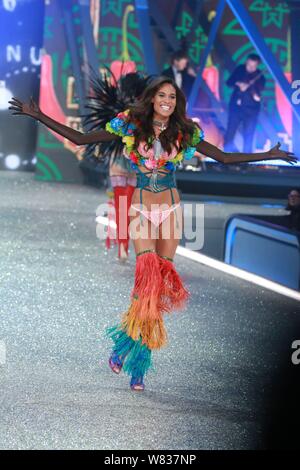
[158,257,190,313]
[131,252,162,321]
[120,253,189,348]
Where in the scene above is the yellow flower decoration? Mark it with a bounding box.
[122,135,135,149]
[172,151,184,164]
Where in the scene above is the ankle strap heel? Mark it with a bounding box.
[130,376,145,391]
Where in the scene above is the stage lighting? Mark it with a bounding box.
[3,0,17,12]
[5,154,21,170]
[0,81,13,111]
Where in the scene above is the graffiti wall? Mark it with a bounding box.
[35,0,293,183]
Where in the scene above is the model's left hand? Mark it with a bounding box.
[268,142,298,165]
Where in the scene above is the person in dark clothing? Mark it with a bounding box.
[285,188,300,232]
[161,50,196,98]
[224,53,266,153]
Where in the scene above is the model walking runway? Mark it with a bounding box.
[8,76,296,392]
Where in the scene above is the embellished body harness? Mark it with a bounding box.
[105,110,205,227]
[136,138,177,205]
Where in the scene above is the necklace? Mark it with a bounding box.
[153,119,168,131]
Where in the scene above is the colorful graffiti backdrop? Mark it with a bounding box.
[35,0,292,182]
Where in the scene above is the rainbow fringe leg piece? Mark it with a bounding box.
[106,325,152,377]
[121,251,167,350]
[106,251,189,377]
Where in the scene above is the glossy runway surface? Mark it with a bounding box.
[0,171,299,450]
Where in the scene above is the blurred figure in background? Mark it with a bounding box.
[161,50,196,97]
[162,51,211,170]
[224,53,266,153]
[108,154,136,261]
[285,188,300,232]
[83,71,149,262]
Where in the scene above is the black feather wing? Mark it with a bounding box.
[82,69,150,162]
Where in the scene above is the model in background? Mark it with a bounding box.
[84,72,148,262]
[108,154,136,261]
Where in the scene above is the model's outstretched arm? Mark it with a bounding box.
[196,139,298,165]
[8,97,119,146]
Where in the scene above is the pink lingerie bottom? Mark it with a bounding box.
[130,203,181,228]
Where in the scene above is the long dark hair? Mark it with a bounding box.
[127,76,198,154]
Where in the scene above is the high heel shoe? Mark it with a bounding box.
[108,352,123,374]
[130,376,145,391]
[119,242,128,263]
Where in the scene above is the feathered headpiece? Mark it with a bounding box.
[82,68,150,163]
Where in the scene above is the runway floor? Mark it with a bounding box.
[0,171,299,450]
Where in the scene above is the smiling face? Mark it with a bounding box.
[151,83,177,121]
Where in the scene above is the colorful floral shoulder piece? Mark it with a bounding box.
[105,109,136,138]
[183,125,205,161]
[106,112,205,171]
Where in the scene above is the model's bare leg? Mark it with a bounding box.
[129,207,157,254]
[156,204,183,259]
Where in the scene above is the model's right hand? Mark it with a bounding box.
[8,96,40,119]
[268,142,298,165]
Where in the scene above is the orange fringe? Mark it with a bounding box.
[121,298,167,349]
[119,252,189,350]
[122,252,166,349]
[131,252,162,322]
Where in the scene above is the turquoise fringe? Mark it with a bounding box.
[105,325,153,377]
